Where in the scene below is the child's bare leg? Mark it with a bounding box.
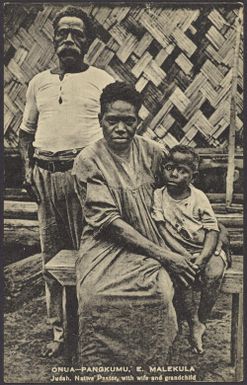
[198,254,225,323]
[178,286,205,354]
[189,290,206,354]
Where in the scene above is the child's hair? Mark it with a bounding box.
[168,145,200,171]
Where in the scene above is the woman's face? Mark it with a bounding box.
[99,100,139,151]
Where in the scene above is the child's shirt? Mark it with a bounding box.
[152,184,219,253]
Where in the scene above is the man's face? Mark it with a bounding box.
[163,152,195,189]
[53,16,89,63]
[99,100,139,152]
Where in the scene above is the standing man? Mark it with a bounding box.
[19,6,114,357]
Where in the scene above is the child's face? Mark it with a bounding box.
[163,151,195,189]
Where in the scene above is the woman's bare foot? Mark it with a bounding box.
[189,321,206,354]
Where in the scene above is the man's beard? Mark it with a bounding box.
[57,46,82,61]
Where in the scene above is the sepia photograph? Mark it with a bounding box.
[3,1,244,383]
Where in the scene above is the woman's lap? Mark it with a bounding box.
[77,252,178,366]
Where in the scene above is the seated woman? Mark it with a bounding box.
[72,81,226,368]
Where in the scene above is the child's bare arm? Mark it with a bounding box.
[194,230,219,270]
[157,222,192,259]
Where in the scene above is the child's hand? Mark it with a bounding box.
[193,256,208,273]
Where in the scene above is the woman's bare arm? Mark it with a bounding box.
[156,222,193,259]
[108,217,198,286]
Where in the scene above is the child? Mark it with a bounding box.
[152,145,227,354]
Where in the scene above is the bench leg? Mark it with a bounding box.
[231,292,243,381]
[62,286,71,364]
[62,286,78,364]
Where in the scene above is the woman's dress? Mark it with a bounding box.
[72,135,178,367]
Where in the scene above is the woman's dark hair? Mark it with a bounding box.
[53,6,95,46]
[100,81,143,115]
[169,145,200,171]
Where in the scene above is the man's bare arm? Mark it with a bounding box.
[19,130,40,203]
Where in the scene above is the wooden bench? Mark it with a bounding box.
[45,249,243,380]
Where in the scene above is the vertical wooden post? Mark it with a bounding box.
[231,292,243,381]
[235,292,243,381]
[226,7,243,207]
[231,293,239,365]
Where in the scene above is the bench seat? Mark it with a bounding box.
[45,250,243,380]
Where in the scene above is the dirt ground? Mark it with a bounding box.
[4,285,237,384]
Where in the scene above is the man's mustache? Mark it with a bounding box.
[58,46,81,55]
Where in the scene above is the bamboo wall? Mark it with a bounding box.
[4,3,243,149]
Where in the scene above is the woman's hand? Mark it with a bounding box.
[163,251,199,287]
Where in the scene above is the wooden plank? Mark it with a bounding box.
[208,194,243,204]
[215,213,243,227]
[197,148,243,155]
[4,200,38,220]
[4,218,39,247]
[4,188,30,201]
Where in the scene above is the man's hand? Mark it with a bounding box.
[41,341,63,358]
[165,252,199,287]
[23,166,40,203]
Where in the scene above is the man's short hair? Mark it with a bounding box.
[53,6,95,46]
[100,81,143,115]
[168,145,200,171]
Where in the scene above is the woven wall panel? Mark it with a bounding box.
[4,4,243,149]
